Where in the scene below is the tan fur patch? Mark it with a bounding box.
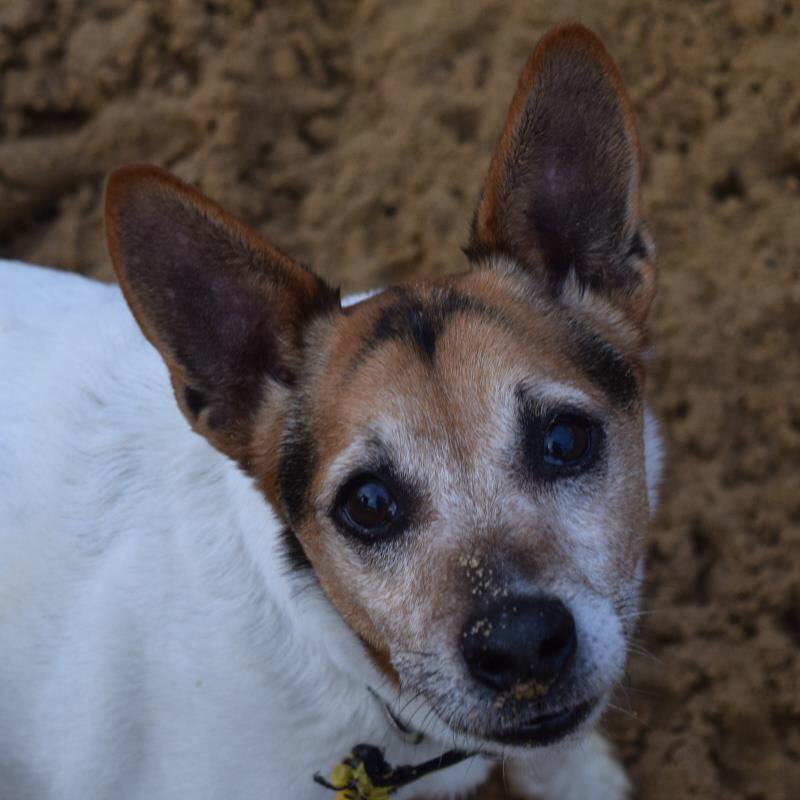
[267,268,651,686]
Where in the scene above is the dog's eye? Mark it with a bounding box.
[339,477,397,533]
[543,415,592,466]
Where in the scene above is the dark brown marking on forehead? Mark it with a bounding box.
[568,321,639,410]
[355,286,509,368]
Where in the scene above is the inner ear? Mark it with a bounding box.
[468,24,654,313]
[105,165,340,466]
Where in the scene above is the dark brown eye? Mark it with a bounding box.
[543,416,592,466]
[341,478,397,532]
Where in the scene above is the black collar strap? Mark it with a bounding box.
[313,743,475,798]
[312,687,477,797]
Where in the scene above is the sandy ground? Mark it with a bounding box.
[2,1,799,797]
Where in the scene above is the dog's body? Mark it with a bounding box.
[0,25,661,800]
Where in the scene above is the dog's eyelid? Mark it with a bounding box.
[514,379,598,412]
[313,431,394,504]
[514,388,605,427]
[322,454,419,515]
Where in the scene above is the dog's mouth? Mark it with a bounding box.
[379,688,598,751]
[480,698,597,747]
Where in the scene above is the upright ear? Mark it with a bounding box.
[105,165,339,467]
[468,23,656,323]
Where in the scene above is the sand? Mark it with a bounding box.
[1,1,798,797]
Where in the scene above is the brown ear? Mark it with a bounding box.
[105,165,339,466]
[468,23,656,322]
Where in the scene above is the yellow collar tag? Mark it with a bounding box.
[328,759,394,800]
[314,743,474,799]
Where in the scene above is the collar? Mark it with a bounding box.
[311,688,476,798]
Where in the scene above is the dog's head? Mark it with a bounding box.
[105,24,657,753]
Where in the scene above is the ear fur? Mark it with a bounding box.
[468,23,656,324]
[105,165,339,466]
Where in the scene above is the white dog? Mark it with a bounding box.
[0,23,661,800]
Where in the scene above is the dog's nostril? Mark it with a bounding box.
[539,612,576,663]
[469,650,515,691]
[460,597,577,693]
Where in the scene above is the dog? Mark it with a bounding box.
[0,22,662,800]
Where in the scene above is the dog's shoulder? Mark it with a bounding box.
[0,258,176,595]
[0,259,118,321]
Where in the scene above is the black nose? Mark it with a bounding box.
[461,597,577,693]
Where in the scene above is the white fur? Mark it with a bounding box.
[504,731,631,800]
[0,260,660,799]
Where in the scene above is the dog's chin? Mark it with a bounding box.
[475,697,599,749]
[385,688,604,755]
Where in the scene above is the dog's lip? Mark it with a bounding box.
[482,698,596,747]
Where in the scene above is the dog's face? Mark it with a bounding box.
[105,24,657,752]
[263,267,652,749]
